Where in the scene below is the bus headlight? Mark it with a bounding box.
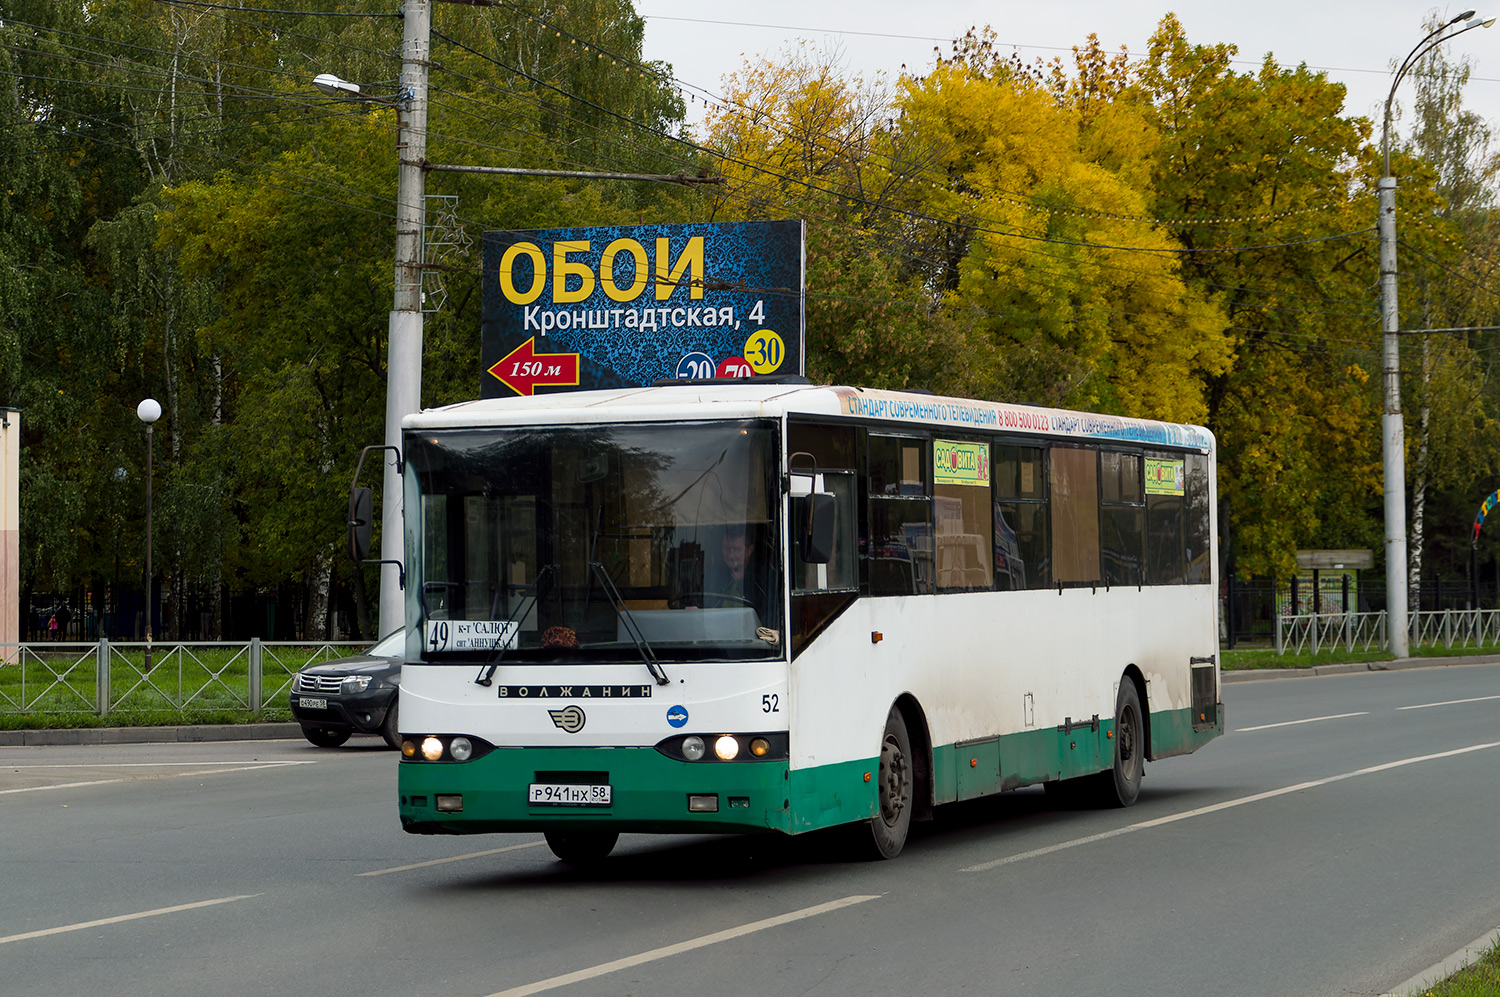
[714,735,740,761]
[401,738,417,758]
[681,736,706,761]
[449,736,473,762]
[421,736,444,761]
[749,737,771,758]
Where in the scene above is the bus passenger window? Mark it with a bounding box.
[994,445,1049,590]
[1185,454,1212,583]
[934,439,993,592]
[1049,447,1100,584]
[867,435,932,595]
[1145,455,1187,585]
[1100,452,1144,587]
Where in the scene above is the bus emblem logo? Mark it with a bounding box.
[548,706,586,733]
[666,706,689,728]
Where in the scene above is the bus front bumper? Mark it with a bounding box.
[399,745,793,835]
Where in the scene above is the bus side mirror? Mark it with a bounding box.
[348,486,373,563]
[800,493,835,564]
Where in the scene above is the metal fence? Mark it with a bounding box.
[0,640,367,716]
[1273,608,1500,656]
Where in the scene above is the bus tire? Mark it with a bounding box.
[544,830,618,867]
[1098,679,1144,807]
[865,708,914,859]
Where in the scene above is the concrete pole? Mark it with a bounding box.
[145,421,154,669]
[380,0,430,638]
[1379,175,1409,657]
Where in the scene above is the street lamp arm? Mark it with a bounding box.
[1383,14,1494,176]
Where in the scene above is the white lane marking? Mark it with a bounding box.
[1399,694,1500,711]
[0,779,123,796]
[962,740,1500,873]
[0,761,311,795]
[1236,712,1369,732]
[0,895,258,945]
[2,761,317,769]
[482,894,881,997]
[358,841,546,876]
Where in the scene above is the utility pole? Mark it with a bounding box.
[380,0,431,638]
[1378,10,1493,658]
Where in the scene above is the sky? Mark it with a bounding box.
[636,0,1500,142]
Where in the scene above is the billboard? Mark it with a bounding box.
[480,220,804,396]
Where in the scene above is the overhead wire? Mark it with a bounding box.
[0,8,1429,339]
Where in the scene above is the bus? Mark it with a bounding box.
[377,380,1222,862]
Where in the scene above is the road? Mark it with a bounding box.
[3,664,1498,997]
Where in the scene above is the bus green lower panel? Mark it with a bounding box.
[400,707,1224,838]
[1149,703,1225,760]
[400,746,795,835]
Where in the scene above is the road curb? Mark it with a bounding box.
[0,723,303,746]
[1380,924,1500,996]
[1222,654,1500,682]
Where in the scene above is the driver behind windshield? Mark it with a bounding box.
[685,525,771,622]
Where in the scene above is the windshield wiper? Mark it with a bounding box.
[590,560,669,687]
[474,563,555,687]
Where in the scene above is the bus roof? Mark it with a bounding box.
[405,383,1215,452]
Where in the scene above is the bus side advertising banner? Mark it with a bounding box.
[481,220,805,396]
[1145,457,1186,495]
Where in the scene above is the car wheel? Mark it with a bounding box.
[381,694,401,750]
[302,726,351,748]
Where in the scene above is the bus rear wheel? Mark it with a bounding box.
[1098,680,1144,807]
[864,709,913,859]
[544,830,619,867]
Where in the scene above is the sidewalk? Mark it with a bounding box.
[0,722,302,747]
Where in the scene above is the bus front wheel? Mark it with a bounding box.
[864,708,913,859]
[544,830,619,867]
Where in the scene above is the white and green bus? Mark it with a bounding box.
[385,380,1222,862]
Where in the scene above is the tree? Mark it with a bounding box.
[1134,15,1380,578]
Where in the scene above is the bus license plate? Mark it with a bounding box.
[298,697,327,711]
[528,783,611,806]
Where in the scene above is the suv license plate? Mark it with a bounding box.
[528,783,611,806]
[298,697,327,710]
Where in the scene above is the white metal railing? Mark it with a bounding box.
[1274,608,1500,655]
[0,639,367,715]
[1275,610,1387,655]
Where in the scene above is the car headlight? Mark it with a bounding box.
[341,675,372,694]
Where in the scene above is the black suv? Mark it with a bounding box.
[288,630,404,748]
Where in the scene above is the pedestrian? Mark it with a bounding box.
[48,614,58,641]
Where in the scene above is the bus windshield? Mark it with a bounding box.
[406,420,782,664]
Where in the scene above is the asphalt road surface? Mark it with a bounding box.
[3,663,1498,997]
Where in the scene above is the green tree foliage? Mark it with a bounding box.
[2,0,695,638]
[1131,15,1382,578]
[9,0,1500,628]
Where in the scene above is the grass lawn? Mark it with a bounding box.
[1221,643,1500,671]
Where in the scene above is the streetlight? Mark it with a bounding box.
[136,398,161,670]
[313,1,431,637]
[1379,10,1493,657]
